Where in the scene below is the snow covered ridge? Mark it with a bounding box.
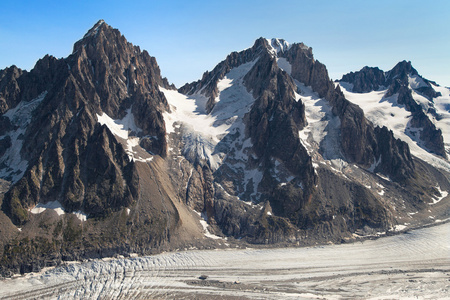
[338,83,450,173]
[0,91,47,184]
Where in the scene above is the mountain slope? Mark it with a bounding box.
[0,22,449,276]
[339,61,448,159]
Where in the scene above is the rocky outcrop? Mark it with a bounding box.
[340,66,386,93]
[373,126,415,181]
[0,66,23,114]
[242,49,315,219]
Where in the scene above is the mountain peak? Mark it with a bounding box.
[386,60,419,80]
[83,19,108,39]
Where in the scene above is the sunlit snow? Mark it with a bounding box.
[96,108,141,140]
[96,108,154,162]
[161,60,257,171]
[339,83,450,172]
[429,185,449,205]
[29,201,88,222]
[30,201,65,216]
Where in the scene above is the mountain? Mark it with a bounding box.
[338,61,448,158]
[0,21,449,276]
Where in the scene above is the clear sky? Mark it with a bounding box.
[1,0,449,88]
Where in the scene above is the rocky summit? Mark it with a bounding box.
[0,21,449,276]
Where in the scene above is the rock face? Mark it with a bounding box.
[340,66,386,93]
[1,24,449,276]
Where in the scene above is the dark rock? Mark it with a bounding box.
[339,66,386,93]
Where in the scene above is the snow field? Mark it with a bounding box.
[339,83,450,173]
[161,60,265,199]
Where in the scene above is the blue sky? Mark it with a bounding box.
[1,0,449,87]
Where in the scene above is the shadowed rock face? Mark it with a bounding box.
[340,66,386,93]
[1,20,171,225]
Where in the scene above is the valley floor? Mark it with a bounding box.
[0,222,449,299]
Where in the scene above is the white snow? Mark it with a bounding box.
[96,108,141,140]
[199,219,223,240]
[194,211,225,240]
[429,84,450,155]
[392,224,407,231]
[73,211,87,222]
[339,83,450,173]
[296,82,342,160]
[429,185,449,205]
[408,74,427,89]
[276,57,292,75]
[266,38,291,55]
[30,201,65,216]
[29,201,88,221]
[96,108,154,162]
[28,201,89,221]
[161,60,257,171]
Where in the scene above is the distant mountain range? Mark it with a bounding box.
[0,20,448,276]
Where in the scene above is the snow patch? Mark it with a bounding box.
[195,211,225,240]
[296,82,342,160]
[367,156,381,173]
[29,201,88,221]
[408,74,427,89]
[276,57,292,75]
[392,224,407,231]
[429,186,448,205]
[30,201,65,216]
[97,108,141,140]
[96,108,154,162]
[429,84,450,155]
[73,211,87,222]
[0,91,47,183]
